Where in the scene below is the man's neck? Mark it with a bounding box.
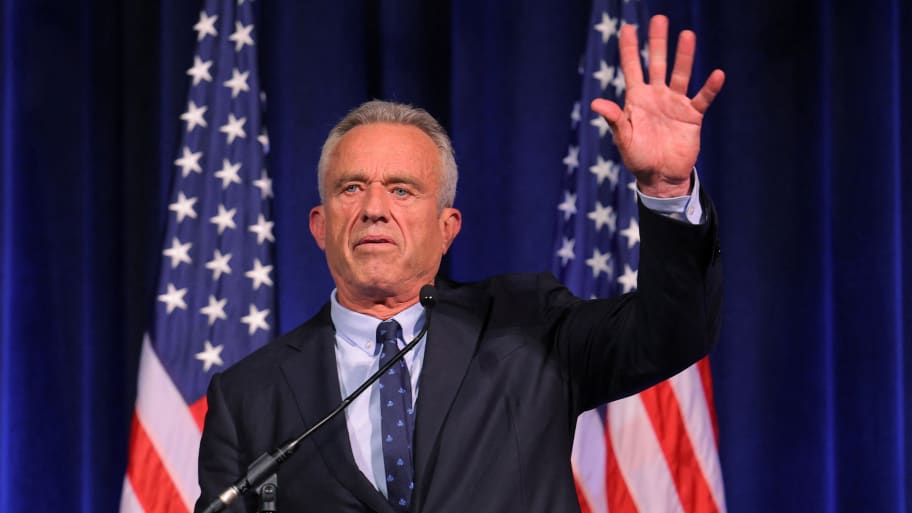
[334,288,423,320]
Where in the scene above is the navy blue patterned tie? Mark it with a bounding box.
[377,319,415,512]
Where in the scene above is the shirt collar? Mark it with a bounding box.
[329,289,427,355]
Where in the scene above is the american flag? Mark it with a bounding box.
[120,1,274,511]
[553,1,727,512]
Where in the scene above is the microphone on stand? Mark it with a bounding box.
[201,284,439,513]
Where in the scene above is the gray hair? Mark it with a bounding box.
[317,100,458,209]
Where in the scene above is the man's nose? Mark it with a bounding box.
[361,183,390,221]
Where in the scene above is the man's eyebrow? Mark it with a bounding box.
[384,175,423,189]
[332,173,424,190]
[331,172,369,189]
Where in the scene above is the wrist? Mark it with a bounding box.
[635,173,693,198]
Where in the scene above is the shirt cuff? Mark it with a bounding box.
[636,169,705,224]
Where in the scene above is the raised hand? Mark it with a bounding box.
[591,15,725,198]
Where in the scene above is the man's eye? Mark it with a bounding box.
[392,187,409,197]
[343,184,359,193]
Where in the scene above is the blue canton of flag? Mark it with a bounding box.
[120,1,274,511]
[158,0,275,403]
[552,0,647,299]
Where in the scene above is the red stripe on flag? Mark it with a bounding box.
[188,396,208,432]
[695,357,720,446]
[125,413,191,513]
[639,382,719,513]
[603,410,640,513]
[574,475,596,513]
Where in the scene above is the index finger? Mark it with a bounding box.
[618,23,644,88]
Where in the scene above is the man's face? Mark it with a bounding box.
[309,123,461,309]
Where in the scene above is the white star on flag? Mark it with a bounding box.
[594,12,618,42]
[205,249,233,280]
[253,171,273,199]
[611,69,626,97]
[556,237,575,266]
[616,264,638,293]
[193,11,218,41]
[257,129,270,151]
[248,214,275,244]
[628,177,639,200]
[228,21,255,51]
[157,283,188,314]
[245,258,274,290]
[592,60,615,91]
[195,341,224,372]
[590,115,611,138]
[220,113,247,144]
[214,159,243,189]
[563,145,580,173]
[570,101,581,127]
[199,294,228,325]
[585,248,612,278]
[187,55,214,85]
[587,202,617,232]
[168,192,198,223]
[223,68,250,98]
[210,205,238,234]
[620,218,640,249]
[240,304,270,335]
[180,101,208,132]
[162,237,193,268]
[589,155,619,187]
[174,146,203,177]
[557,191,578,221]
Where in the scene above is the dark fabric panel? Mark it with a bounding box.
[696,1,838,510]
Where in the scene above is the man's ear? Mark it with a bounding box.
[309,205,327,250]
[439,207,462,254]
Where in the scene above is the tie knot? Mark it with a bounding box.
[377,319,401,345]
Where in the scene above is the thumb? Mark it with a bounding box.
[590,98,628,146]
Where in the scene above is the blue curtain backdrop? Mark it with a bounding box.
[1,0,909,512]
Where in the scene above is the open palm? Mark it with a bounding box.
[591,15,725,198]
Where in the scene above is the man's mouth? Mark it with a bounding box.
[355,235,395,247]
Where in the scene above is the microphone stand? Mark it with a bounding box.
[201,286,437,513]
[255,475,277,513]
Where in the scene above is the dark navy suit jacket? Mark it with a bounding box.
[195,198,723,513]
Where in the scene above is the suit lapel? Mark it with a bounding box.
[412,283,491,509]
[280,306,396,513]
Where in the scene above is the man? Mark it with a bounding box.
[196,15,724,513]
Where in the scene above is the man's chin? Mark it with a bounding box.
[351,273,400,293]
[352,274,426,301]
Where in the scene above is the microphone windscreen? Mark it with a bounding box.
[419,284,437,308]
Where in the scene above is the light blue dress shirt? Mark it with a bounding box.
[637,170,705,224]
[330,292,427,497]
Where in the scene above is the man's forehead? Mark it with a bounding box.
[328,123,441,173]
[338,122,435,148]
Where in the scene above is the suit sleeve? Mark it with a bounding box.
[194,373,256,513]
[551,190,723,413]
